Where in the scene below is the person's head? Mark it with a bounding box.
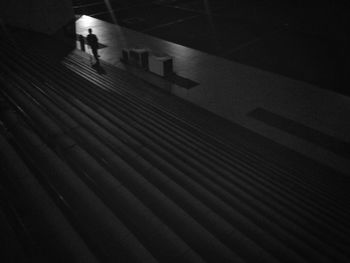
[88,28,92,34]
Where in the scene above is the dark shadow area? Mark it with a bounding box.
[92,63,107,75]
[96,3,198,31]
[164,72,199,89]
[120,58,198,89]
[225,29,338,90]
[144,14,251,53]
[248,107,350,158]
[6,27,75,62]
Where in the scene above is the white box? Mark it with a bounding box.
[129,48,149,68]
[149,54,173,76]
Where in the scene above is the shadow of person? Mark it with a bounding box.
[92,63,106,75]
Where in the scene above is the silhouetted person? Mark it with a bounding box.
[86,28,99,65]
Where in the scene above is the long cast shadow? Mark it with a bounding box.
[92,63,107,75]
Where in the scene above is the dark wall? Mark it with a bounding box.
[0,0,74,35]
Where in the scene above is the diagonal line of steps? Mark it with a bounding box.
[3,43,350,262]
[13,73,283,263]
[25,42,350,219]
[63,52,350,207]
[1,40,349,262]
[0,187,43,262]
[0,75,221,262]
[0,127,99,263]
[66,51,350,194]
[1,54,248,263]
[0,84,160,263]
[19,55,350,262]
[65,54,350,206]
[22,38,349,207]
[25,44,350,229]
[2,49,308,263]
[23,46,350,240]
[72,52,350,193]
[57,57,350,260]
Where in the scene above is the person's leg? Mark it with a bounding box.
[92,48,99,64]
